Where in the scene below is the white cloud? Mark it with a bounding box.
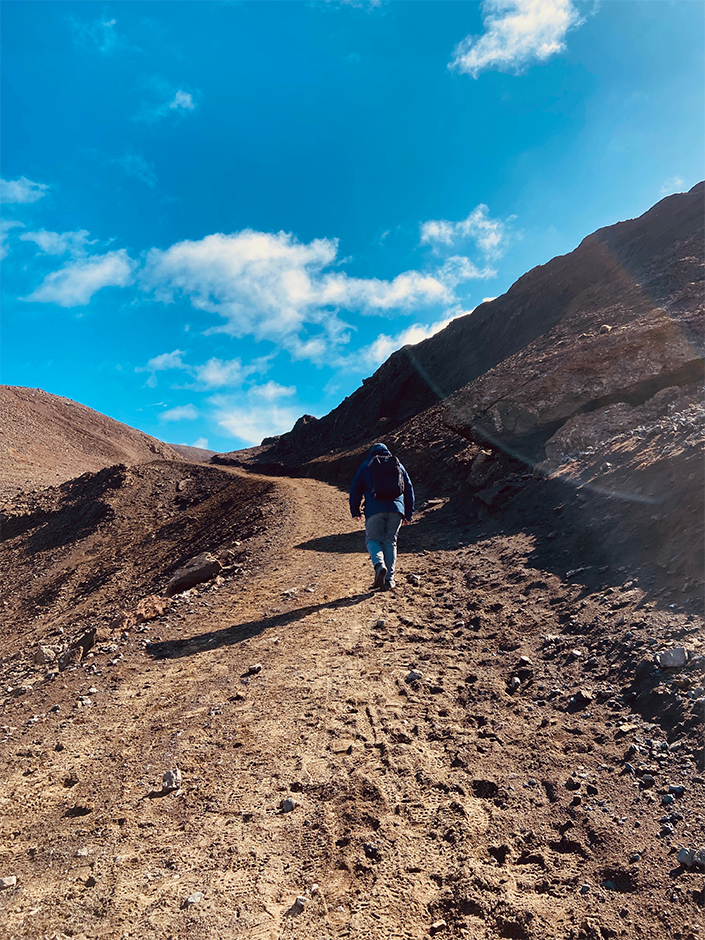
[19,229,93,256]
[136,80,200,122]
[189,437,210,449]
[0,176,49,204]
[450,0,584,78]
[336,313,464,372]
[160,404,199,422]
[169,90,195,111]
[22,249,136,307]
[136,351,267,390]
[213,400,302,446]
[420,204,508,259]
[0,220,24,260]
[210,381,307,445]
[144,349,187,372]
[193,357,248,389]
[660,176,685,196]
[71,15,134,55]
[248,381,296,402]
[141,229,454,359]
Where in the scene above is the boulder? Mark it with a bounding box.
[166,553,221,596]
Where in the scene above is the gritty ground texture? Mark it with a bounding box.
[1,463,703,940]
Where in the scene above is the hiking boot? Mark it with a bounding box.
[383,578,396,591]
[373,564,387,589]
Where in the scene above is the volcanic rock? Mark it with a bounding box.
[165,553,222,596]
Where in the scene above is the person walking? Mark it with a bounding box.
[350,442,414,591]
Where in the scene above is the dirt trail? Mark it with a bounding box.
[1,472,703,940]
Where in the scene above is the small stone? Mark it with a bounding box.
[363,842,381,861]
[576,689,594,704]
[430,921,447,935]
[246,663,262,675]
[579,883,590,895]
[162,768,182,792]
[0,876,17,889]
[629,852,641,863]
[75,848,89,857]
[669,784,685,797]
[677,847,696,867]
[640,774,656,789]
[655,647,689,669]
[405,669,423,683]
[509,676,521,692]
[310,883,319,895]
[660,823,675,837]
[407,574,421,587]
[568,649,582,662]
[662,794,675,806]
[599,324,612,334]
[376,619,386,628]
[295,895,307,908]
[88,687,98,695]
[34,646,55,664]
[184,891,203,906]
[280,797,298,813]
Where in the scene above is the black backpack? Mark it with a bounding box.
[369,453,404,501]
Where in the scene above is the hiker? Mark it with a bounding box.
[350,442,414,591]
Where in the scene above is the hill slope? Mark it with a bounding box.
[216,182,703,473]
[0,386,182,499]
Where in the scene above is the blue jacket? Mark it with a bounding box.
[349,443,414,521]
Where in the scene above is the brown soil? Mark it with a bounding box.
[1,463,703,940]
[0,387,181,500]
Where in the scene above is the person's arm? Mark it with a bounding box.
[350,465,366,518]
[402,467,414,521]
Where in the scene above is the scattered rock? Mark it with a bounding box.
[407,574,421,587]
[0,876,17,889]
[58,646,83,670]
[295,895,307,909]
[677,847,705,868]
[166,553,222,596]
[568,649,582,662]
[655,647,689,669]
[280,798,299,813]
[162,768,182,792]
[430,920,447,935]
[363,842,381,861]
[245,663,262,676]
[134,595,170,623]
[33,646,55,664]
[184,891,204,907]
[599,324,613,334]
[405,669,424,683]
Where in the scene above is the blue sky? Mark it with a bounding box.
[1,0,703,451]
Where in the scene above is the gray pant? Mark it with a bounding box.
[365,512,403,581]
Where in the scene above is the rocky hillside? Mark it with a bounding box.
[0,386,182,499]
[215,182,703,473]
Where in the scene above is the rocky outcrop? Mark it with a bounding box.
[444,316,703,463]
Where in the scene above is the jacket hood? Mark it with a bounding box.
[368,443,390,457]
